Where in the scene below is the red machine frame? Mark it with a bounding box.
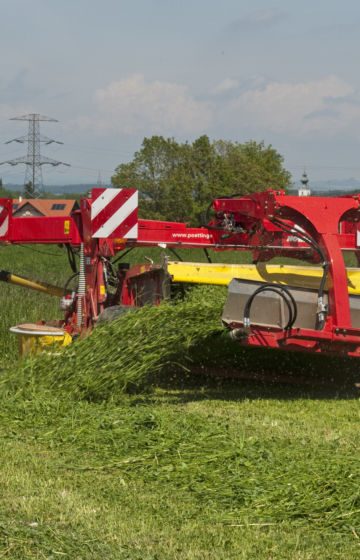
[1,188,360,358]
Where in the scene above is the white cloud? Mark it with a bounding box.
[71,74,360,145]
[76,74,213,136]
[223,75,357,135]
[213,78,239,94]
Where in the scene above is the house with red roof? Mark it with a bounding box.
[12,199,79,218]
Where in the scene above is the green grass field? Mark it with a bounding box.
[0,245,359,559]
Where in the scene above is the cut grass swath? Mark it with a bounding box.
[8,286,227,400]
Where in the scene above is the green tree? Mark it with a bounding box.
[0,178,17,199]
[214,140,291,195]
[112,136,291,223]
[112,136,193,221]
[186,135,225,217]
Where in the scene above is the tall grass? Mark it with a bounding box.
[0,244,69,362]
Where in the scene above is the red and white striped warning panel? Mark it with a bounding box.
[91,188,138,239]
[0,205,9,239]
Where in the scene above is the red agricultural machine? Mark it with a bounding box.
[2,187,360,359]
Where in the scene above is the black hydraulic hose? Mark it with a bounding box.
[243,283,298,331]
[112,247,134,265]
[272,217,328,281]
[275,219,328,328]
[66,245,78,274]
[64,272,79,294]
[272,217,325,260]
[203,248,212,263]
[169,248,183,262]
[272,217,329,330]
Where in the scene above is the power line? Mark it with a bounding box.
[64,142,134,157]
[0,113,70,197]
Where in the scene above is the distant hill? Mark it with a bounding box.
[288,178,360,197]
[4,184,101,195]
[296,178,360,192]
[288,189,360,197]
[5,180,360,199]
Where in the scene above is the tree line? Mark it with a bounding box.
[112,135,291,224]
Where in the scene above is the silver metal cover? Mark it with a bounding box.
[222,279,360,329]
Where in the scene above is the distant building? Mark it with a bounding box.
[298,172,311,196]
[12,199,79,218]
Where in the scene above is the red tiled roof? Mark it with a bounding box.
[13,199,79,217]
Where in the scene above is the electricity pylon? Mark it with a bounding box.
[0,113,70,197]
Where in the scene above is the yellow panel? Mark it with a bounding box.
[16,332,72,357]
[167,261,360,295]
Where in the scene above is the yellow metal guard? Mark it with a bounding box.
[167,261,360,295]
[10,323,72,357]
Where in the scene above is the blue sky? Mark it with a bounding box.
[1,0,360,186]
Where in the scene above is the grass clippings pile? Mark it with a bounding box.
[11,286,226,400]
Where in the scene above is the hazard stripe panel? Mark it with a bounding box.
[91,188,138,239]
[91,189,133,235]
[0,206,9,238]
[91,189,120,219]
